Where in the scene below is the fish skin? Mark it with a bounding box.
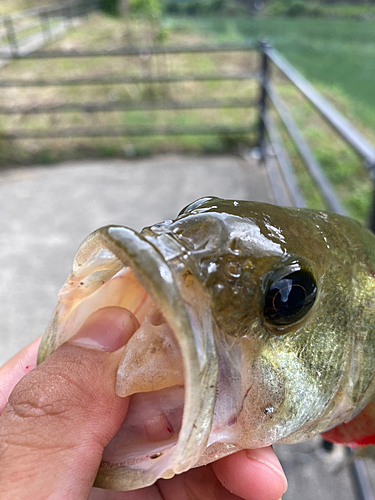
[147,197,375,444]
[38,197,375,490]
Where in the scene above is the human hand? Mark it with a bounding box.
[0,307,287,500]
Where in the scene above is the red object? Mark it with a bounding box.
[321,399,375,447]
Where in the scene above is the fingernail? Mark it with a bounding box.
[68,307,140,352]
[246,447,288,493]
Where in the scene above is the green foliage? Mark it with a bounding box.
[288,2,324,17]
[129,0,161,16]
[163,0,228,15]
[266,1,325,18]
[154,26,169,43]
[165,14,375,222]
[265,0,375,19]
[99,0,162,17]
[99,0,121,16]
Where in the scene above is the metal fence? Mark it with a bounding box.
[0,35,375,232]
[0,0,99,60]
[0,43,258,139]
[257,42,375,229]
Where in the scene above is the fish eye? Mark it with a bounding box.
[264,267,317,326]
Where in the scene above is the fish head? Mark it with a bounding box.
[37,197,375,490]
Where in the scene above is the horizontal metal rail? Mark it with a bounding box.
[262,111,306,208]
[0,98,256,115]
[0,21,66,49]
[266,46,375,170]
[0,71,258,87]
[0,19,41,38]
[0,124,255,139]
[263,136,293,207]
[0,0,98,21]
[6,43,257,59]
[0,1,98,62]
[266,83,347,215]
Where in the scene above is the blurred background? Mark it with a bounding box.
[1,0,375,498]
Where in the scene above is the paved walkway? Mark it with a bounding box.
[0,154,373,500]
[0,154,272,364]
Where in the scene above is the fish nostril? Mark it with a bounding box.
[225,262,242,278]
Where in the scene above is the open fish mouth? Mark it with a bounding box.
[37,225,219,491]
[38,197,375,490]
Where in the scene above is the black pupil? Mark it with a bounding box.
[264,269,317,325]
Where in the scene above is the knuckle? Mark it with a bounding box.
[7,394,69,420]
[0,369,82,453]
[6,370,77,423]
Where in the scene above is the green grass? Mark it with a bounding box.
[163,15,375,222]
[0,13,258,158]
[0,0,48,16]
[264,0,375,20]
[274,83,373,221]
[165,16,375,129]
[1,11,375,222]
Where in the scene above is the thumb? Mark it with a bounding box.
[0,306,139,500]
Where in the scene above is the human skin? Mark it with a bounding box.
[0,307,287,500]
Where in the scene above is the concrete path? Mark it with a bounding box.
[0,154,374,500]
[0,153,272,364]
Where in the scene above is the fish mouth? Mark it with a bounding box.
[37,226,218,491]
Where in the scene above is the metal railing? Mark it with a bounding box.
[257,41,375,231]
[0,37,375,233]
[257,44,375,498]
[0,0,99,60]
[0,43,259,140]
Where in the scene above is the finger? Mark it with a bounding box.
[0,306,139,500]
[212,448,287,500]
[0,336,41,413]
[158,463,246,500]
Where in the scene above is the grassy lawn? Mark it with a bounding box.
[0,10,375,222]
[0,12,259,164]
[166,16,375,132]
[164,15,375,222]
[0,0,63,16]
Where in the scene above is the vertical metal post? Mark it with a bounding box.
[124,13,132,46]
[64,3,74,29]
[4,16,18,57]
[346,448,374,500]
[74,1,82,19]
[39,10,51,43]
[257,41,270,162]
[62,5,69,28]
[83,0,90,20]
[368,166,375,233]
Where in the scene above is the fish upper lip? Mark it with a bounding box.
[97,226,218,487]
[38,223,218,491]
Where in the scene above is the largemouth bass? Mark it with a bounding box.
[37,197,375,491]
